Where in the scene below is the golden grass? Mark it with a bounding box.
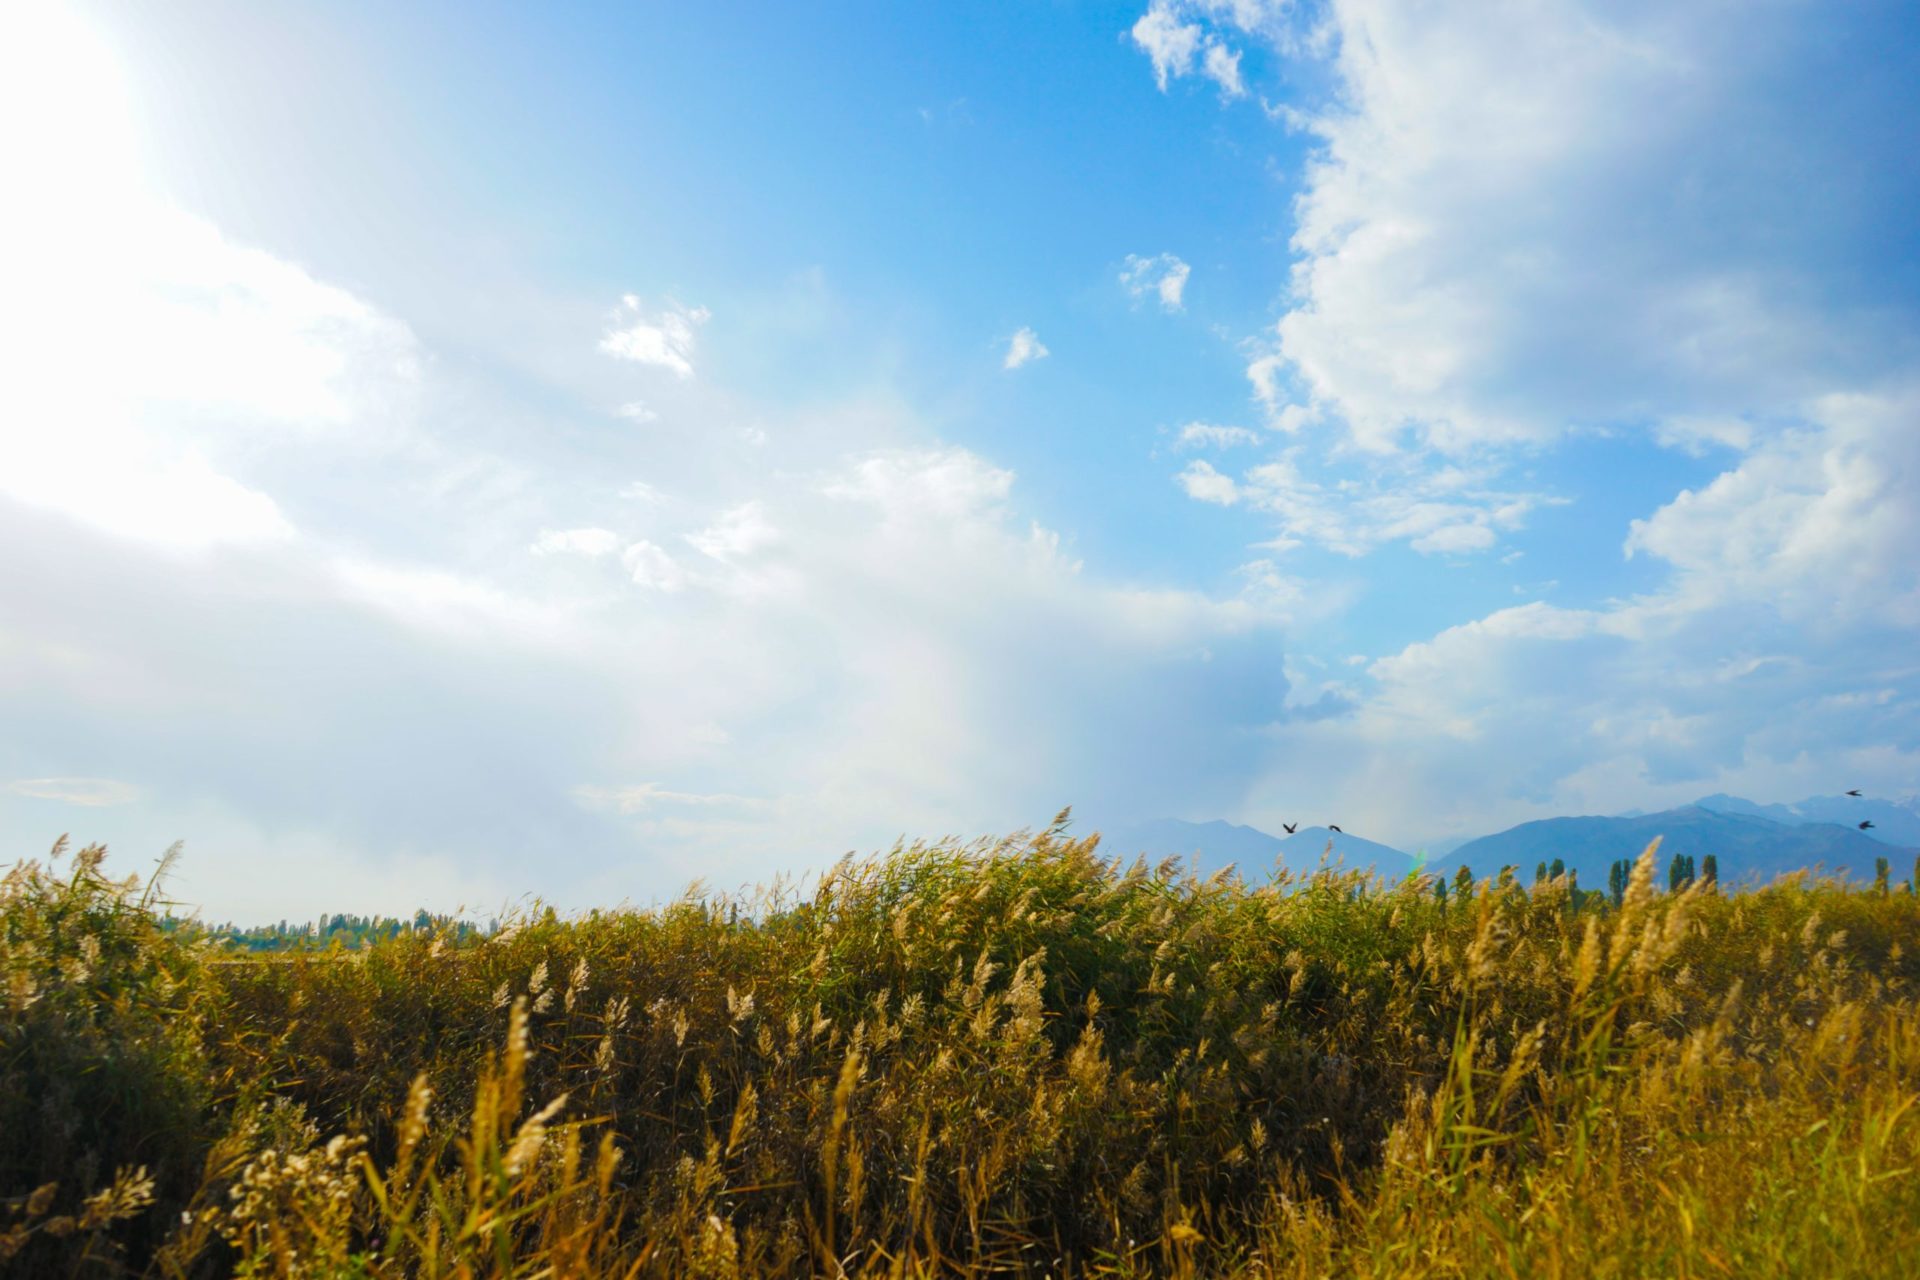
[4,820,1919,1276]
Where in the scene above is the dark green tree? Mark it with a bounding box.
[1435,877,1448,903]
[1875,855,1890,897]
[1535,860,1548,886]
[1701,853,1718,889]
[1550,856,1566,881]
[1668,853,1686,893]
[1454,865,1473,899]
[1609,859,1628,908]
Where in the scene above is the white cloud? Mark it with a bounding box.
[1132,6,1204,90]
[0,3,426,562]
[570,783,763,815]
[1003,326,1050,369]
[530,527,621,558]
[0,4,1312,919]
[1178,460,1241,505]
[1624,387,1920,627]
[685,501,781,563]
[1410,523,1495,555]
[1203,41,1245,98]
[5,777,142,807]
[1211,2,1920,455]
[599,295,709,379]
[1133,1,1282,95]
[1121,253,1193,311]
[1177,450,1549,556]
[621,539,687,592]
[0,193,413,550]
[1232,382,1920,848]
[1175,422,1261,450]
[824,448,1014,519]
[614,400,659,423]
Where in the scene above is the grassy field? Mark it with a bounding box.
[5,818,1919,1277]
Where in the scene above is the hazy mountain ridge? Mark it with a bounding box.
[1434,805,1912,886]
[1096,817,1410,878]
[1693,793,1920,847]
[1101,794,1917,885]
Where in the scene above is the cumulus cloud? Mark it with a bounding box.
[600,295,710,378]
[1121,253,1192,311]
[1232,383,1920,847]
[1003,326,1050,369]
[1131,6,1204,91]
[1178,461,1242,506]
[1213,2,1920,454]
[1624,387,1920,627]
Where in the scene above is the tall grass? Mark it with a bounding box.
[4,818,1918,1276]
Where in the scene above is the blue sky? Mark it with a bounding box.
[2,0,1917,920]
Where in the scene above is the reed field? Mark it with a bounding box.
[5,817,1919,1277]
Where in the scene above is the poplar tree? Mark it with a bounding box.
[1702,853,1718,889]
[1609,859,1628,908]
[1875,856,1890,897]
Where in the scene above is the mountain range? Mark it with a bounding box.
[1095,793,1920,886]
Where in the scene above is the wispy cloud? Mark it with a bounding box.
[1121,253,1191,311]
[1174,422,1260,450]
[1177,450,1554,558]
[1131,1,1277,98]
[530,528,621,558]
[6,777,142,807]
[571,783,764,816]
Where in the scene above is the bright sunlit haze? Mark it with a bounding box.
[2,1,1917,922]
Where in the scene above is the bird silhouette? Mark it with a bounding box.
[1860,820,1875,830]
[1282,822,1297,834]
[1328,824,1343,833]
[1846,789,1863,797]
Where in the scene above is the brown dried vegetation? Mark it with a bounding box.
[4,819,1919,1276]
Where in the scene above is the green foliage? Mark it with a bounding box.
[1668,852,1698,893]
[5,827,1920,1277]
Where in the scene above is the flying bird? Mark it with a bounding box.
[1329,824,1343,833]
[1846,789,1863,797]
[1282,822,1297,834]
[1860,820,1875,830]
